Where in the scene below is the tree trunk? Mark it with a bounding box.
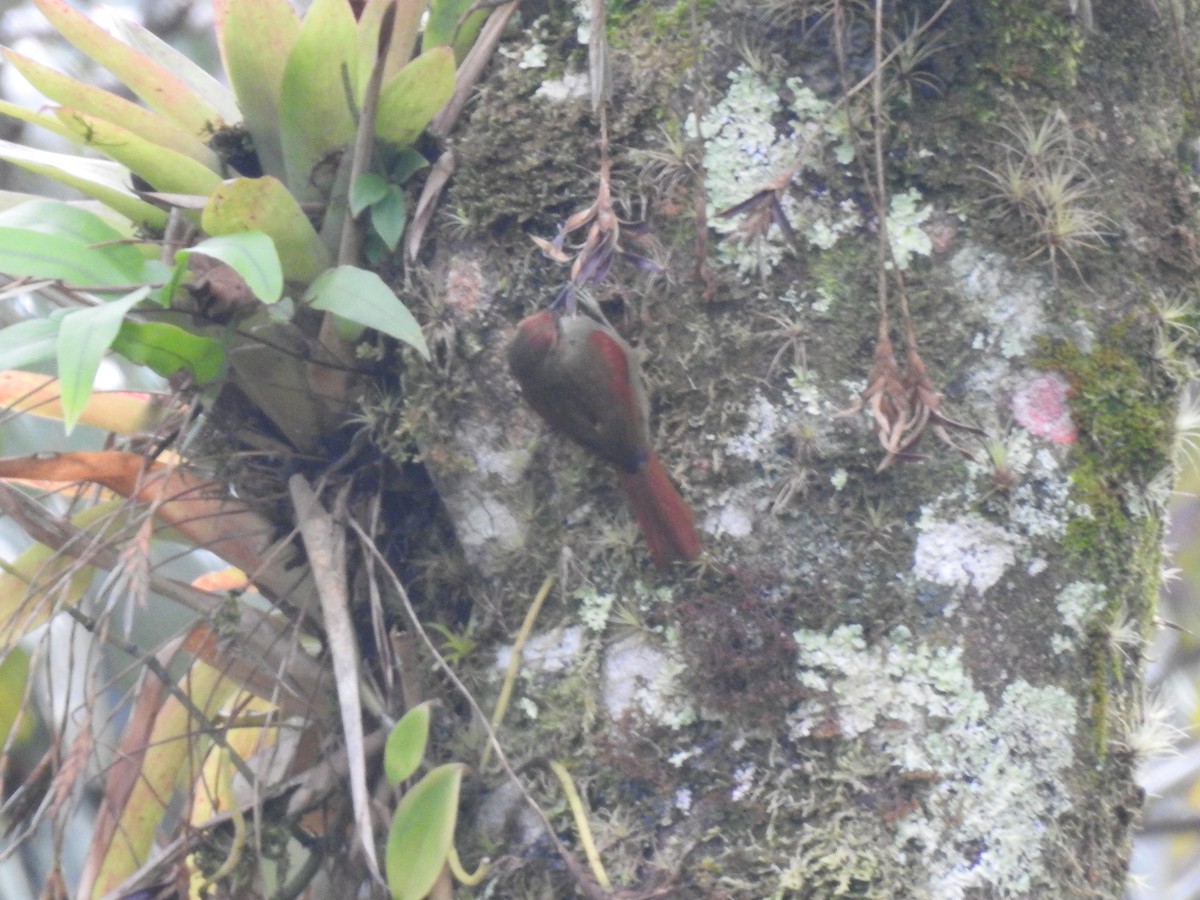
[405,0,1194,895]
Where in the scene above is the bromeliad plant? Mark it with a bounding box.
[0,0,517,896]
[0,0,505,439]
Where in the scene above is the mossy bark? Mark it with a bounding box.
[403,0,1196,895]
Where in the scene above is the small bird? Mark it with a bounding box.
[507,300,700,567]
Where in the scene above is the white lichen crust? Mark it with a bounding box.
[789,625,1079,897]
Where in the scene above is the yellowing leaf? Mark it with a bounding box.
[0,650,32,748]
[54,109,222,196]
[376,48,456,147]
[3,49,219,167]
[0,370,174,433]
[87,655,238,898]
[214,0,302,180]
[202,178,330,282]
[0,450,284,590]
[33,0,225,136]
[357,0,427,90]
[0,500,124,652]
[107,15,241,125]
[191,692,281,826]
[0,97,76,141]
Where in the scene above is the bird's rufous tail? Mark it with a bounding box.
[619,453,700,568]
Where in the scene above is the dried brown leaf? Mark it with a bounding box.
[842,339,979,471]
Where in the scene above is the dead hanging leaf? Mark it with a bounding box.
[716,185,797,248]
[82,639,241,899]
[532,159,662,287]
[0,451,288,585]
[288,475,383,886]
[841,336,979,471]
[715,154,804,249]
[186,254,262,324]
[0,369,178,434]
[77,656,171,900]
[839,333,913,463]
[900,346,981,465]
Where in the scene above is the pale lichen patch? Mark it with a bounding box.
[703,490,755,538]
[724,392,783,461]
[602,634,695,727]
[493,625,584,678]
[887,188,934,270]
[952,245,1050,360]
[534,71,590,102]
[688,66,869,274]
[914,514,1024,594]
[914,682,1078,898]
[1051,580,1106,654]
[789,624,1078,897]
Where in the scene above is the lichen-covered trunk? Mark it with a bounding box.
[407,0,1194,895]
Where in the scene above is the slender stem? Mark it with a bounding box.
[871,0,890,340]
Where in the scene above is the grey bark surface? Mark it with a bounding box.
[405,1,1194,896]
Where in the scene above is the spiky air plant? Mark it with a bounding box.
[881,12,951,105]
[977,106,1112,282]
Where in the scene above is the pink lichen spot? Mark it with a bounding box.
[1012,373,1076,444]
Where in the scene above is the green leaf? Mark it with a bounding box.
[422,0,471,51]
[376,48,455,147]
[0,649,32,748]
[385,763,463,900]
[384,703,432,786]
[182,232,284,305]
[56,288,150,432]
[33,0,224,136]
[214,0,303,180]
[0,318,60,371]
[370,186,407,252]
[351,173,389,216]
[54,109,222,196]
[0,139,168,230]
[423,0,487,62]
[390,148,430,184]
[305,266,429,358]
[0,227,142,288]
[0,97,77,142]
[111,321,226,384]
[202,177,331,282]
[0,198,123,242]
[0,200,146,277]
[279,0,358,201]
